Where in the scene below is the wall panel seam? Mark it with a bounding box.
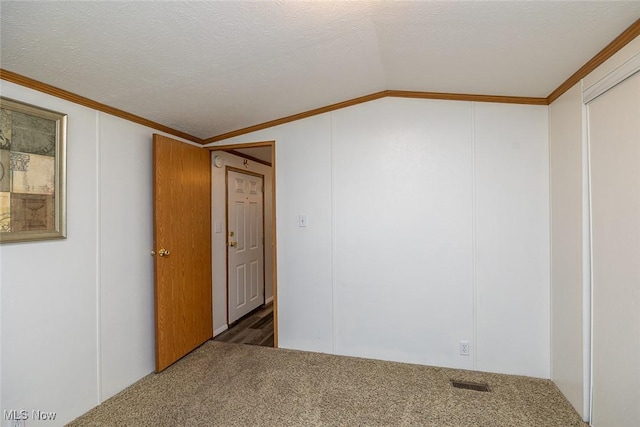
[330,112,336,354]
[548,104,553,381]
[471,102,478,371]
[95,112,103,404]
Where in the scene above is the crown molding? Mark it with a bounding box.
[203,91,389,144]
[547,18,640,104]
[205,90,548,143]
[0,68,203,144]
[386,90,547,105]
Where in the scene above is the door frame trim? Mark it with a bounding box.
[225,166,266,325]
[211,140,278,347]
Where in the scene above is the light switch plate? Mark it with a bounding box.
[298,214,308,227]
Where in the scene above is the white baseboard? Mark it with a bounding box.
[265,296,274,304]
[213,324,228,337]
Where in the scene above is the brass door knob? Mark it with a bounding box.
[158,248,171,257]
[229,242,237,247]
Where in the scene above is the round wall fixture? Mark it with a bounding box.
[213,155,223,168]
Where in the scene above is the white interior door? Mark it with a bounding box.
[588,71,640,427]
[227,168,265,324]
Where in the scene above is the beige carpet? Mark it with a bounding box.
[68,341,585,426]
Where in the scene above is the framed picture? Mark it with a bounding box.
[0,97,67,243]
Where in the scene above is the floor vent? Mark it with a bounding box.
[451,380,490,392]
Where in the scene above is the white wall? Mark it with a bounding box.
[98,114,157,401]
[272,115,335,354]
[549,84,585,418]
[0,80,193,426]
[332,98,474,369]
[474,103,550,377]
[1,82,99,427]
[211,96,550,377]
[210,151,273,335]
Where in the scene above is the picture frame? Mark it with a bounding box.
[0,97,67,243]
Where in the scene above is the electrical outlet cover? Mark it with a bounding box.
[460,340,470,356]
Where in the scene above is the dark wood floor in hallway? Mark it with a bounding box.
[213,303,274,347]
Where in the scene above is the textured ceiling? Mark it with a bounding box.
[1,1,640,140]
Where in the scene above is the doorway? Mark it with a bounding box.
[210,141,278,347]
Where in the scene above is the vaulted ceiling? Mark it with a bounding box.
[1,1,640,142]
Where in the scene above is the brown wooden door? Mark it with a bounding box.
[153,134,212,372]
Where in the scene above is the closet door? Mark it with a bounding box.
[589,71,640,427]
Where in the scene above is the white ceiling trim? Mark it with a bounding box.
[583,51,640,104]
